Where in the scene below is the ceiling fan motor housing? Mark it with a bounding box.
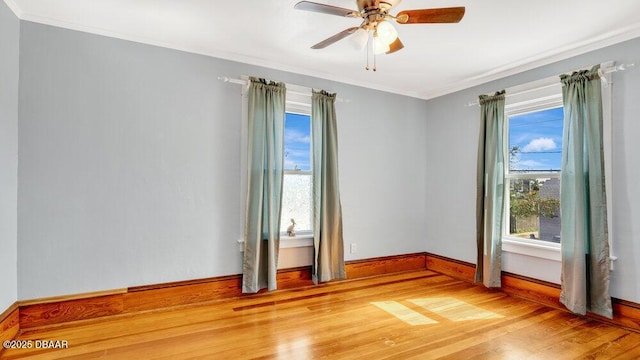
[357,0,400,28]
[357,0,402,14]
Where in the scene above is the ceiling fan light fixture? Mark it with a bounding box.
[373,34,390,54]
[350,28,369,50]
[385,37,404,54]
[376,20,398,45]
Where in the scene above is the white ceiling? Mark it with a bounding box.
[6,0,640,99]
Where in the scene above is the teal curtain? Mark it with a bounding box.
[475,90,506,288]
[559,65,612,318]
[311,89,346,284]
[242,77,286,293]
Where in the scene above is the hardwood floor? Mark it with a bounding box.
[3,270,639,359]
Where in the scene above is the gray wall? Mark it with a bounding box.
[0,0,20,311]
[17,21,428,299]
[11,11,638,305]
[424,38,640,303]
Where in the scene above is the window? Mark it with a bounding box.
[506,106,563,244]
[280,112,313,235]
[502,76,565,251]
[280,84,314,238]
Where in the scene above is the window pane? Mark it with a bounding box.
[509,178,561,243]
[284,113,311,171]
[280,173,312,233]
[509,107,563,173]
[282,112,313,235]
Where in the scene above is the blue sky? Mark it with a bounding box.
[284,113,311,171]
[509,106,563,172]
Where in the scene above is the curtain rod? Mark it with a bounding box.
[218,76,350,103]
[466,63,635,107]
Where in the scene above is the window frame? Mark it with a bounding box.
[281,94,314,238]
[503,94,564,252]
[501,76,564,260]
[280,84,316,247]
[501,65,614,267]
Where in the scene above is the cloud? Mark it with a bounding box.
[284,148,310,159]
[284,157,297,169]
[284,148,311,170]
[518,160,546,168]
[511,159,548,170]
[285,129,310,144]
[522,137,556,152]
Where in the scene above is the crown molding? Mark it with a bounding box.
[15,9,426,100]
[420,22,640,100]
[9,2,640,101]
[3,0,22,18]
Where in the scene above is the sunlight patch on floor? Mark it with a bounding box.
[370,301,438,326]
[371,297,503,325]
[409,297,504,321]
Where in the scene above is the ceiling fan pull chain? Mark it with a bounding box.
[373,52,377,72]
[372,30,377,72]
[365,30,370,70]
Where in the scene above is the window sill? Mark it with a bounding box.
[280,234,313,248]
[502,237,561,262]
[237,235,314,252]
[502,238,619,270]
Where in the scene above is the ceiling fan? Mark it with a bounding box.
[294,0,465,70]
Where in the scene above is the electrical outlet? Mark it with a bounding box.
[350,243,357,254]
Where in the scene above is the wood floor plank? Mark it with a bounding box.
[371,301,438,325]
[3,270,639,359]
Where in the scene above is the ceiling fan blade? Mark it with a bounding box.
[385,37,404,54]
[311,27,359,49]
[294,1,359,17]
[396,7,465,24]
